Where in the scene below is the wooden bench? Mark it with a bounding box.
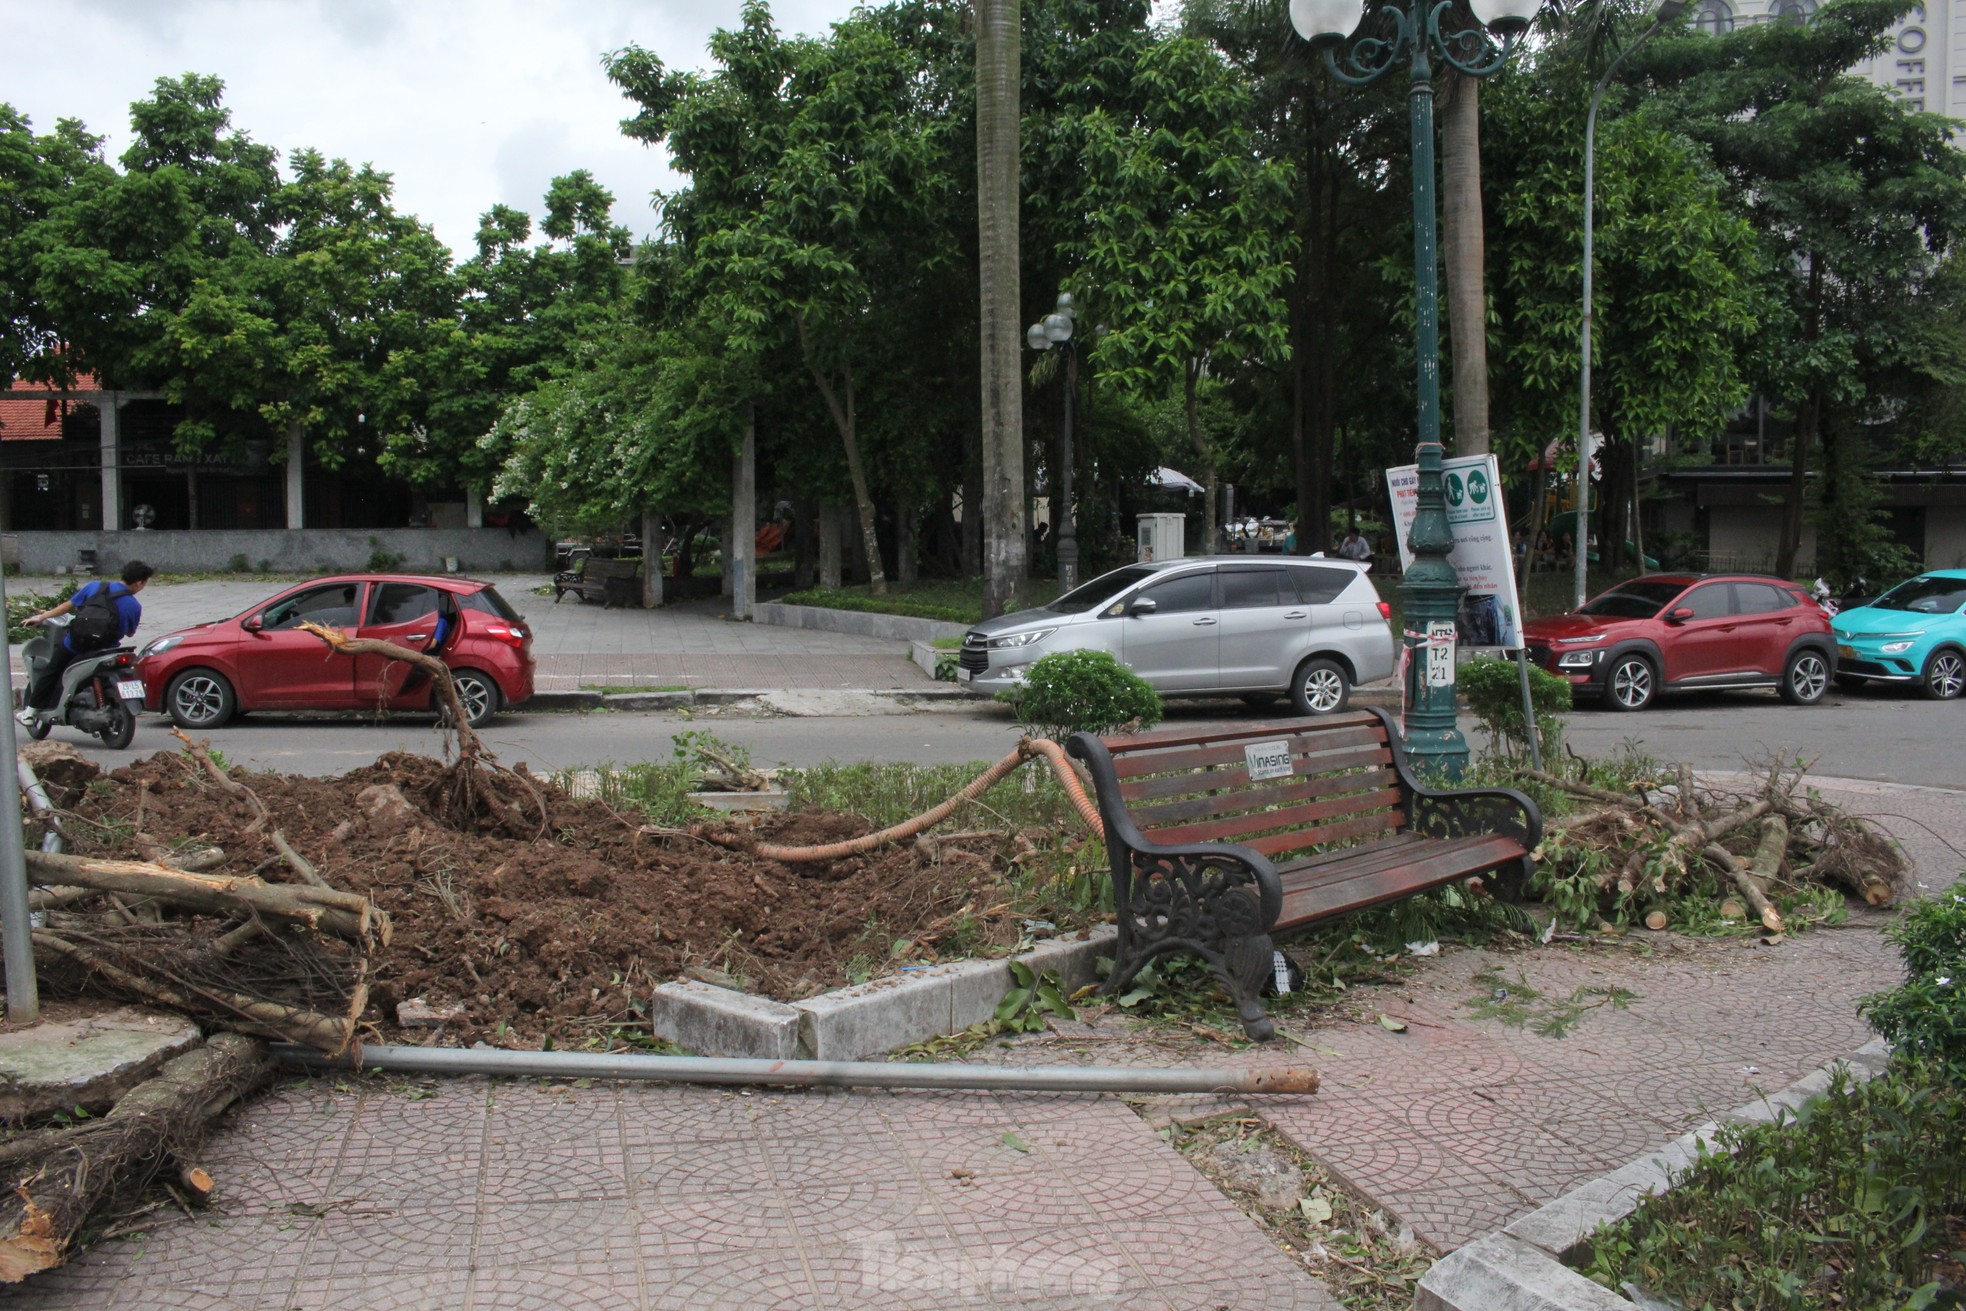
[553,556,642,607]
[1067,707,1541,1040]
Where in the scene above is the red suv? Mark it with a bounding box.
[1522,574,1836,711]
[136,575,534,729]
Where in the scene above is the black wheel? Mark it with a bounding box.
[26,716,50,741]
[98,698,136,750]
[1779,649,1830,705]
[1922,647,1966,701]
[440,669,501,728]
[166,668,237,729]
[1603,654,1655,712]
[1289,658,1350,716]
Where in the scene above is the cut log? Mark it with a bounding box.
[1703,843,1784,934]
[1747,815,1789,900]
[1644,910,1669,931]
[0,1033,272,1282]
[21,850,388,947]
[178,1166,215,1206]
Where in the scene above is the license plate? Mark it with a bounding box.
[1836,645,1854,659]
[115,680,145,700]
[956,666,972,682]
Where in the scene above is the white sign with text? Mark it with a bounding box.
[1386,453,1525,651]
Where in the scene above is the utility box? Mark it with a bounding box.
[1137,513,1185,563]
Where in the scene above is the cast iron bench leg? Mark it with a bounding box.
[1104,860,1278,1042]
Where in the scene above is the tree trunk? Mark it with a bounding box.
[819,504,842,589]
[0,1033,273,1282]
[793,496,816,588]
[794,313,886,594]
[1185,359,1216,552]
[1777,392,1816,578]
[896,502,918,583]
[976,0,1026,616]
[640,508,663,608]
[962,415,983,575]
[1440,74,1490,455]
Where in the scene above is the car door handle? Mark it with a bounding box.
[404,633,429,642]
[1774,618,1792,626]
[1192,618,1217,626]
[1284,611,1307,619]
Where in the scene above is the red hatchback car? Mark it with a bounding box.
[1521,573,1836,711]
[136,575,535,729]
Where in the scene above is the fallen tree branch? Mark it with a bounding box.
[0,1033,273,1282]
[1702,843,1785,933]
[22,850,387,947]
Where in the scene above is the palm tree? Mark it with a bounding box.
[1440,72,1490,455]
[976,0,1027,617]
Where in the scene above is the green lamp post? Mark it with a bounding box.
[1290,0,1540,777]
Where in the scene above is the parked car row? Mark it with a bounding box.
[1522,568,1966,709]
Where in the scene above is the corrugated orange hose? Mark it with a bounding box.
[704,738,1104,863]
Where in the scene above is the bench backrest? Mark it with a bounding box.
[1093,711,1406,863]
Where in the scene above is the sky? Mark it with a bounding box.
[0,0,861,260]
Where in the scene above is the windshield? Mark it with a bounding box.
[1872,576,1966,614]
[1044,565,1159,614]
[1577,579,1687,621]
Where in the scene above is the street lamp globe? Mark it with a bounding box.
[1289,0,1363,45]
[1026,322,1049,352]
[1468,0,1543,36]
[1042,312,1074,344]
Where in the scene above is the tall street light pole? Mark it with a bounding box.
[1291,0,1540,778]
[1027,292,1079,592]
[1577,0,1687,611]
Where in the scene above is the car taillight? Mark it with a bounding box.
[1376,602,1392,622]
[483,624,528,648]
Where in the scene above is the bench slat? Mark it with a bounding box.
[1241,808,1406,858]
[1109,724,1390,781]
[1147,786,1406,847]
[1128,766,1399,829]
[1096,712,1381,756]
[1118,746,1394,805]
[1275,832,1430,876]
[1275,834,1526,927]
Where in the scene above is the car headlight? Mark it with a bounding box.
[1556,650,1598,669]
[139,635,183,658]
[1880,640,1916,654]
[989,628,1056,649]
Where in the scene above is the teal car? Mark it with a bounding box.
[1832,569,1966,700]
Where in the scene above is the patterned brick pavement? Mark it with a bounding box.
[5,779,1957,1309]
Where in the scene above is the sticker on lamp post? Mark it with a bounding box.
[1426,621,1457,688]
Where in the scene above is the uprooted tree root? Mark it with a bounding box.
[1531,758,1909,932]
[297,621,546,837]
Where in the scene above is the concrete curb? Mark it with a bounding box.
[525,686,973,712]
[753,601,971,644]
[649,925,1117,1060]
[1413,1036,1894,1310]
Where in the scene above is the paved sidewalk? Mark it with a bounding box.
[5,782,1956,1309]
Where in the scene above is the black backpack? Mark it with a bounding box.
[68,583,128,652]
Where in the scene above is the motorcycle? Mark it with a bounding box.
[14,617,145,749]
[1811,578,1840,618]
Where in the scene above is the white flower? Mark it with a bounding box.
[1937,977,1953,987]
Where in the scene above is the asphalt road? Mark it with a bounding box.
[49,685,1962,788]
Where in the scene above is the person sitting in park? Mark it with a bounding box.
[1338,526,1372,564]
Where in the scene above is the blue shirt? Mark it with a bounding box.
[64,581,143,651]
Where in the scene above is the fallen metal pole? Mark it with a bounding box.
[18,760,64,853]
[275,1043,1320,1095]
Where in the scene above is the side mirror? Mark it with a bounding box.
[1128,597,1158,617]
[1666,607,1694,624]
[243,615,264,632]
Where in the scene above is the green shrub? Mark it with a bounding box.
[996,649,1162,741]
[1459,654,1570,763]
[1863,890,1966,1084]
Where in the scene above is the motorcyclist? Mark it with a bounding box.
[17,560,154,729]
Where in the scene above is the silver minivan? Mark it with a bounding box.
[958,557,1396,714]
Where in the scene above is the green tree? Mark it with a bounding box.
[1078,33,1294,549]
[1636,0,1966,577]
[978,0,1026,614]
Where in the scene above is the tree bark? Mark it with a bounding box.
[22,850,385,945]
[0,1033,273,1282]
[1440,74,1490,455]
[976,0,1026,616]
[794,311,886,594]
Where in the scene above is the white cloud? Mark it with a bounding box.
[1,0,859,259]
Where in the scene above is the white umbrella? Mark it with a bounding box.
[1147,466,1205,496]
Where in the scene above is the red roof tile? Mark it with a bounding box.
[0,370,100,442]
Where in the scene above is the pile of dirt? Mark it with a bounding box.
[55,750,1037,1048]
